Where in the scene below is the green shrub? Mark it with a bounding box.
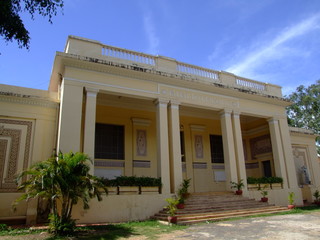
[104,176,162,187]
[49,214,76,236]
[246,176,283,184]
[0,224,8,232]
[247,177,259,184]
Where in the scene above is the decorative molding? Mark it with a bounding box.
[245,162,259,169]
[292,146,311,186]
[85,88,99,98]
[133,160,150,168]
[131,118,151,126]
[212,164,225,170]
[250,134,272,159]
[159,85,239,109]
[0,95,58,109]
[193,162,207,169]
[136,130,147,156]
[154,98,169,107]
[169,100,180,109]
[0,119,33,192]
[289,127,315,135]
[219,109,232,118]
[190,125,206,132]
[94,160,125,168]
[194,135,204,158]
[267,118,279,124]
[57,51,289,103]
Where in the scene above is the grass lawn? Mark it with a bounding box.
[0,220,187,240]
[0,206,319,240]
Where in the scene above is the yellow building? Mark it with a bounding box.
[0,36,319,224]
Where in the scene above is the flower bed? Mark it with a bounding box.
[103,176,162,194]
[247,177,283,190]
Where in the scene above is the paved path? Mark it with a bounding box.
[164,212,320,240]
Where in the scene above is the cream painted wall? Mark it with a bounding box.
[180,115,226,192]
[71,193,172,224]
[0,85,58,223]
[95,104,157,178]
[290,130,320,202]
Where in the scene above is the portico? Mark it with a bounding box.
[51,36,302,199]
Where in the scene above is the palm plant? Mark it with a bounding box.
[14,152,108,236]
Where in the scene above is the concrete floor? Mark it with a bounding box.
[166,211,320,240]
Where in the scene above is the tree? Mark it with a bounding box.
[286,80,320,154]
[14,152,108,236]
[0,0,63,49]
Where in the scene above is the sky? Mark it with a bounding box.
[1,0,320,96]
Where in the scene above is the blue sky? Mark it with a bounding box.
[1,0,320,96]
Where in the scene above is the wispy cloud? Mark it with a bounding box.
[143,13,160,55]
[226,13,320,77]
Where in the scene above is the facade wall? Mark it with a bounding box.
[290,129,320,203]
[0,85,58,224]
[94,104,158,178]
[0,36,319,224]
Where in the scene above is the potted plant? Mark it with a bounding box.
[180,178,191,199]
[176,197,185,209]
[288,192,295,209]
[260,186,268,202]
[313,190,320,206]
[230,179,244,195]
[165,197,179,224]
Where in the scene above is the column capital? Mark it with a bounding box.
[219,109,232,118]
[232,111,241,118]
[154,98,169,107]
[85,87,99,97]
[267,117,279,124]
[169,100,180,109]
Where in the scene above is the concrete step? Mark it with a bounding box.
[152,192,289,225]
[158,203,273,215]
[155,205,284,218]
[177,207,290,225]
[155,206,289,225]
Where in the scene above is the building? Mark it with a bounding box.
[1,36,319,224]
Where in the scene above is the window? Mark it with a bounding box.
[95,123,124,159]
[210,135,224,163]
[180,131,185,162]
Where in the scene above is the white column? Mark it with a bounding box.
[168,101,183,193]
[155,99,170,194]
[57,80,83,153]
[268,118,289,189]
[220,109,238,189]
[232,112,247,193]
[83,88,99,175]
[278,117,299,188]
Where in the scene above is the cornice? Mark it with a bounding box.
[0,94,59,109]
[53,52,291,106]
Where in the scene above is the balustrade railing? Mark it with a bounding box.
[177,63,219,80]
[236,77,267,91]
[66,36,282,97]
[102,46,155,66]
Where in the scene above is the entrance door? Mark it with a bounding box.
[262,160,272,177]
[191,133,214,192]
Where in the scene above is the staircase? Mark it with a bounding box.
[153,192,290,225]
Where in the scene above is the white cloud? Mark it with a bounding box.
[226,13,320,76]
[143,13,160,55]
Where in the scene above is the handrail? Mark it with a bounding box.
[102,45,155,66]
[236,77,267,91]
[177,62,219,80]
